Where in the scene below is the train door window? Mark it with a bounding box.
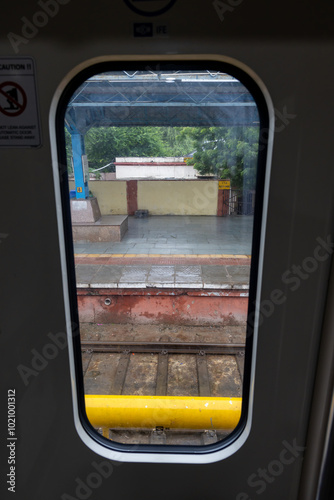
[51,58,271,463]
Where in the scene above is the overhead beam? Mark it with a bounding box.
[69,102,256,107]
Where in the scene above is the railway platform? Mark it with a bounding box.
[74,214,253,256]
[72,216,251,444]
[73,215,252,289]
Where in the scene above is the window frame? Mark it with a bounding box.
[49,55,274,464]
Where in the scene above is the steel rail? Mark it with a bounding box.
[81,340,245,355]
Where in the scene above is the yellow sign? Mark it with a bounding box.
[219,180,231,190]
[77,187,83,193]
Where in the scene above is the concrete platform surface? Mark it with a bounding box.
[72,215,128,242]
[73,216,252,288]
[75,263,250,289]
[74,215,128,227]
[74,215,253,255]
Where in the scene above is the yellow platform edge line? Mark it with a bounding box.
[85,395,242,430]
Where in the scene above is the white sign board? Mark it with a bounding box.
[82,155,89,183]
[0,57,41,147]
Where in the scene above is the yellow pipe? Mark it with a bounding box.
[85,395,241,430]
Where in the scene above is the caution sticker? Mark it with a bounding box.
[219,180,231,190]
[0,57,41,147]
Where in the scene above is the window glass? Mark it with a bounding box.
[58,62,268,452]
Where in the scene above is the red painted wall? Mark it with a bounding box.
[126,180,138,215]
[77,288,248,326]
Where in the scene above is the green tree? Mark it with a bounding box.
[84,126,171,171]
[182,126,259,189]
[159,127,196,157]
[65,127,73,173]
[66,126,197,173]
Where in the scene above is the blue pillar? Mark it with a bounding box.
[71,132,89,199]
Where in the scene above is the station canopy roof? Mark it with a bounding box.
[65,70,259,134]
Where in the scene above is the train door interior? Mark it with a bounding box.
[1,1,334,499]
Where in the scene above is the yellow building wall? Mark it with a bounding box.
[68,181,127,215]
[137,180,218,215]
[69,180,218,215]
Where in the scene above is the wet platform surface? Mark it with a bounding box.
[74,215,253,256]
[74,216,252,288]
[75,262,250,289]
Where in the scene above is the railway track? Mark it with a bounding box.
[81,338,245,445]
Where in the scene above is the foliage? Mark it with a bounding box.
[84,127,166,171]
[65,126,196,173]
[159,127,196,157]
[65,125,259,188]
[64,127,73,173]
[181,127,259,189]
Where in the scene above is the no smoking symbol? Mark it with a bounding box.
[0,81,27,117]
